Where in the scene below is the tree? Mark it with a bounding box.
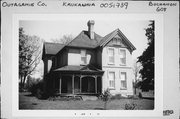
[51,34,74,44]
[137,21,154,91]
[19,28,42,89]
[132,60,141,95]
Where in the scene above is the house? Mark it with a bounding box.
[42,20,136,96]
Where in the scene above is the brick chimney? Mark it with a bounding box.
[87,20,95,39]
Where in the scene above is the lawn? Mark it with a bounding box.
[19,92,154,110]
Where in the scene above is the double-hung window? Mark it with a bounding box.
[108,48,115,64]
[120,49,126,65]
[81,49,87,65]
[109,71,115,89]
[120,72,127,89]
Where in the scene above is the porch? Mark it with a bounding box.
[53,74,102,95]
[48,65,104,95]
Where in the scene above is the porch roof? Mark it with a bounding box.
[53,65,104,74]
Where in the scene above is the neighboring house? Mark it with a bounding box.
[42,20,136,96]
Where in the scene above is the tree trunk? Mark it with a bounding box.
[22,75,27,89]
[20,75,23,91]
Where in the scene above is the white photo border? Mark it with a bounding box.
[12,14,163,117]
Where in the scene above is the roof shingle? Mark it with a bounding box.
[44,42,64,55]
[67,31,102,48]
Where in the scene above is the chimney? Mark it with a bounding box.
[87,20,95,39]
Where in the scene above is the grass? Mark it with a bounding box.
[19,92,154,110]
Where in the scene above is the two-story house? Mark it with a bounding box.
[42,20,136,96]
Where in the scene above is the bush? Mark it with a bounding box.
[125,102,137,110]
[138,92,142,98]
[99,89,111,110]
[26,77,47,99]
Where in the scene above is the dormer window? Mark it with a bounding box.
[81,49,87,65]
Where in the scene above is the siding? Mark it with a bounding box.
[67,48,96,66]
[101,45,133,95]
[57,49,68,68]
[43,56,53,75]
[96,48,102,69]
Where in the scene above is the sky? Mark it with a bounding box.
[19,14,151,78]
[19,14,150,61]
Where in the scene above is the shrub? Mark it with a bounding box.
[138,92,142,98]
[99,89,111,110]
[125,102,137,110]
[26,77,47,99]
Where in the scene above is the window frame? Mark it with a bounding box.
[108,47,115,65]
[119,49,126,66]
[120,71,127,90]
[108,71,115,89]
[80,49,87,65]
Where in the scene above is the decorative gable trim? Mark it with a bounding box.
[99,29,136,53]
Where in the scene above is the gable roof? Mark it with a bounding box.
[43,42,64,55]
[67,30,102,48]
[43,28,136,56]
[99,28,136,52]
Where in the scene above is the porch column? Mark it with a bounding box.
[59,75,61,94]
[95,76,97,94]
[72,74,74,94]
[80,76,82,93]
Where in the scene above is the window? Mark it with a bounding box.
[120,49,126,65]
[81,49,87,65]
[120,72,127,89]
[108,48,115,64]
[112,38,117,44]
[116,38,121,45]
[109,72,115,89]
[113,37,121,45]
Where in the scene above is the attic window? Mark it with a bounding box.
[112,37,121,45]
[81,49,87,65]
